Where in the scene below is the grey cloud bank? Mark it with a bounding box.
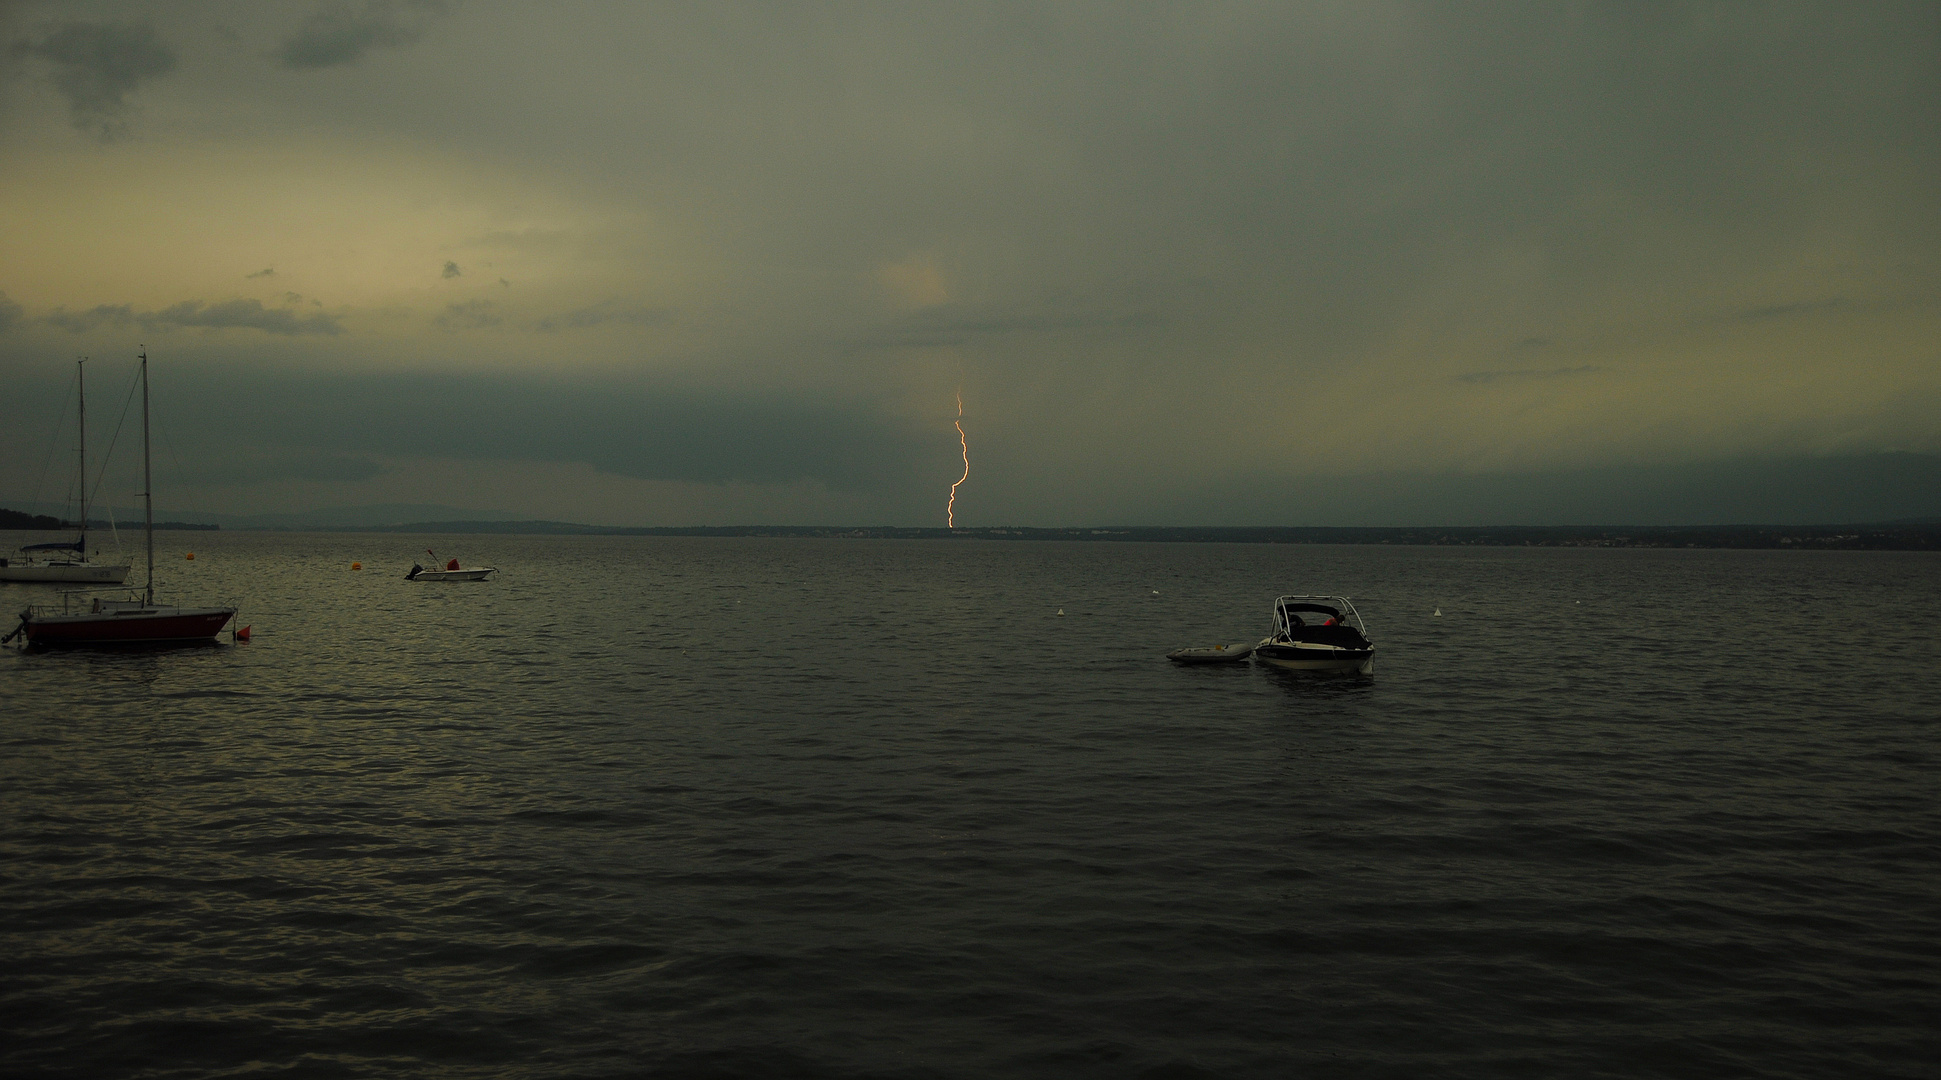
[90,363,935,493]
[275,0,440,69]
[42,300,342,336]
[11,18,175,139]
[2,351,1933,527]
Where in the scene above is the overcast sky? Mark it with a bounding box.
[2,1,1936,526]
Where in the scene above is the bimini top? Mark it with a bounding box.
[19,539,84,553]
[1271,594,1368,636]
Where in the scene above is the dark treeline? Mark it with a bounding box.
[332,520,1941,550]
[0,508,64,530]
[0,508,219,531]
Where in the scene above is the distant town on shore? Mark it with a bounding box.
[4,507,1936,550]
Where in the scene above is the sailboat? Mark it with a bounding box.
[0,358,131,584]
[6,351,237,646]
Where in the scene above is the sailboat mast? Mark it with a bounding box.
[141,349,153,607]
[77,357,87,558]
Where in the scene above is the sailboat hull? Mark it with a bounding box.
[0,562,131,583]
[20,605,236,645]
[8,352,239,650]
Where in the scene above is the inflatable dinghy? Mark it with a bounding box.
[1166,643,1255,663]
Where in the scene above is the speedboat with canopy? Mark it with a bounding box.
[1253,595,1374,674]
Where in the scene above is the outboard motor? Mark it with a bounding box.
[407,563,423,580]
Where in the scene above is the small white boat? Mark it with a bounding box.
[1253,595,1374,675]
[407,566,496,582]
[0,545,131,584]
[0,358,130,585]
[1166,642,1255,664]
[407,552,496,581]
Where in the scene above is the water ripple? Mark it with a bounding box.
[3,538,1937,1078]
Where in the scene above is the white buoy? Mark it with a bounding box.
[1152,589,1159,594]
[1056,608,1065,617]
[1433,607,1442,617]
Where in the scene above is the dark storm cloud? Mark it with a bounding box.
[154,299,342,334]
[1453,366,1602,386]
[1152,454,1941,527]
[43,304,135,333]
[246,267,276,279]
[187,451,387,485]
[8,2,1937,526]
[150,367,931,491]
[276,0,441,69]
[851,306,1164,350]
[1734,298,1852,322]
[12,20,176,140]
[435,299,500,330]
[534,299,669,332]
[0,293,23,333]
[44,299,341,335]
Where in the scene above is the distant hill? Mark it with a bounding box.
[0,508,217,531]
[316,520,1941,550]
[0,508,65,530]
[0,502,500,530]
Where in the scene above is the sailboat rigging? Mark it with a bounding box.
[0,358,132,583]
[7,351,236,646]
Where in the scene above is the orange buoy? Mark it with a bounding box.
[234,625,251,641]
[351,562,362,570]
[185,552,195,560]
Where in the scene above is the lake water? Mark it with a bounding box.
[3,535,1937,1078]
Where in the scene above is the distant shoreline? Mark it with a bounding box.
[0,509,218,532]
[6,508,1937,548]
[219,520,1941,550]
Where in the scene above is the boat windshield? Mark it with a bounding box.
[1272,596,1365,637]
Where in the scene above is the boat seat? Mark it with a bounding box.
[1294,624,1368,647]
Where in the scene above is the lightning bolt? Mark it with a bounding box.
[948,391,969,528]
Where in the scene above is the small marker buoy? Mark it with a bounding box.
[1056,608,1065,617]
[185,552,195,560]
[351,562,362,570]
[1433,607,1442,616]
[1152,589,1159,595]
[234,625,251,641]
